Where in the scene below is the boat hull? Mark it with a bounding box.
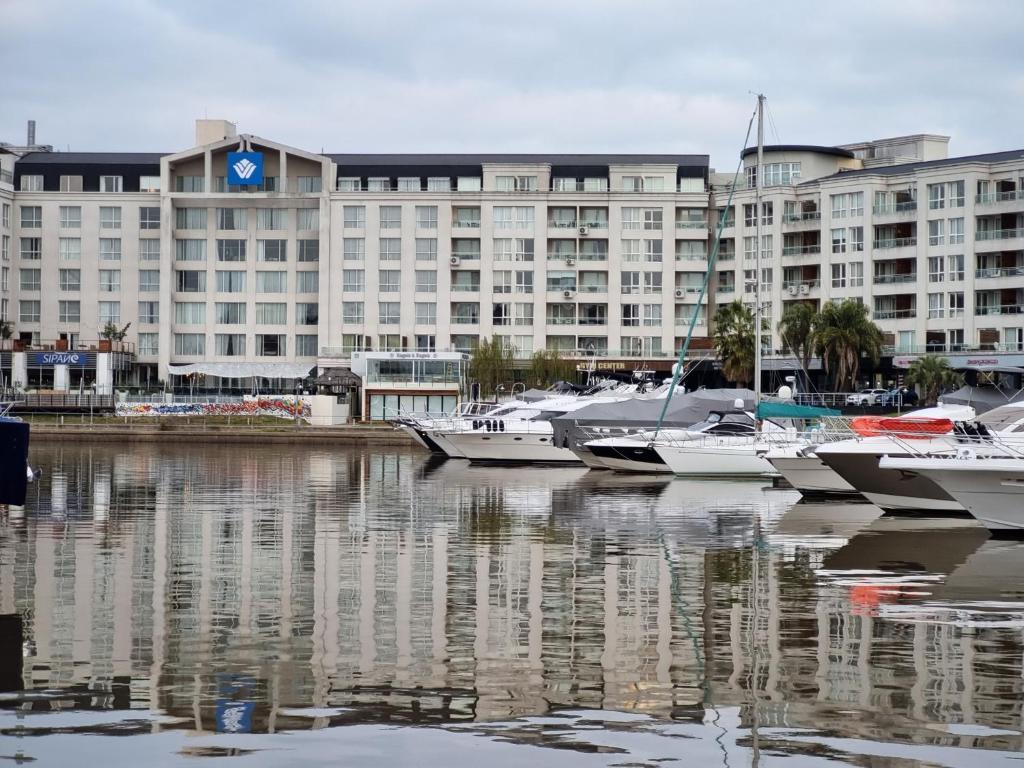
[767,455,858,495]
[654,443,777,477]
[586,443,671,473]
[441,432,581,463]
[816,449,963,512]
[428,432,466,459]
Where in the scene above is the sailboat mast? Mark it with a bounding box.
[754,94,765,402]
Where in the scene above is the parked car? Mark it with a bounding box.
[845,388,889,406]
[879,387,919,408]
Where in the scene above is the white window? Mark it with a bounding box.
[948,217,964,244]
[337,177,361,192]
[342,302,364,323]
[948,254,965,281]
[98,301,120,324]
[19,300,40,323]
[20,206,41,228]
[297,176,322,193]
[256,302,287,325]
[831,227,846,253]
[98,269,121,292]
[427,177,451,192]
[515,270,534,293]
[344,270,364,294]
[343,205,365,228]
[59,237,81,261]
[174,333,206,355]
[643,208,663,230]
[379,301,400,324]
[493,206,514,229]
[849,262,864,287]
[928,219,945,246]
[139,176,161,193]
[515,206,535,229]
[415,302,436,324]
[257,208,285,230]
[139,270,160,292]
[416,206,438,229]
[621,207,641,230]
[20,237,41,260]
[928,255,945,282]
[19,175,43,192]
[644,239,663,263]
[368,177,391,192]
[849,226,864,252]
[137,333,158,355]
[928,183,946,210]
[215,334,246,356]
[643,304,662,326]
[59,206,81,229]
[59,268,81,291]
[175,270,207,292]
[100,206,122,229]
[217,239,246,262]
[514,303,533,326]
[415,270,436,292]
[259,334,286,356]
[295,335,318,356]
[831,263,846,288]
[175,302,207,324]
[297,239,319,262]
[343,238,365,260]
[216,270,246,293]
[100,175,123,193]
[215,302,246,324]
[379,238,402,261]
[398,177,421,192]
[296,271,319,293]
[380,206,402,228]
[99,238,122,261]
[379,269,401,292]
[19,268,40,291]
[415,238,437,261]
[256,271,287,293]
[175,239,206,262]
[948,291,965,317]
[139,206,160,230]
[257,239,287,262]
[59,300,81,323]
[456,177,481,192]
[139,239,160,261]
[928,292,945,318]
[621,239,641,263]
[175,208,207,229]
[643,272,662,294]
[493,270,512,294]
[217,208,247,230]
[138,301,159,324]
[622,176,643,192]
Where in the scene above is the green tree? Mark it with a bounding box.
[713,300,756,387]
[0,320,12,340]
[468,337,514,399]
[777,301,817,374]
[904,355,963,406]
[526,349,578,389]
[813,299,884,392]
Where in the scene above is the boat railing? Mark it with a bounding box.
[444,416,554,435]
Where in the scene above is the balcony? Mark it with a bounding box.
[976,190,1024,205]
[976,228,1024,242]
[782,211,821,229]
[451,315,480,325]
[782,280,820,296]
[873,308,916,320]
[451,283,481,292]
[782,244,821,256]
[873,272,918,285]
[872,201,918,217]
[976,265,1024,279]
[452,220,481,229]
[578,284,608,294]
[976,304,1024,316]
[873,237,917,250]
[676,219,708,230]
[548,219,578,230]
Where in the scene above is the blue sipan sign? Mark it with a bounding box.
[227,151,264,186]
[32,352,85,366]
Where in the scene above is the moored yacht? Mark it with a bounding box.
[764,442,858,496]
[652,410,791,478]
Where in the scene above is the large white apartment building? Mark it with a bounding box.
[1,119,1022,391]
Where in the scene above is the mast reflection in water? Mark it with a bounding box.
[3,443,1024,766]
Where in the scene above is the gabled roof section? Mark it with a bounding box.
[164,135,329,165]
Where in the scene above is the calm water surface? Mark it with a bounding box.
[2,442,1024,766]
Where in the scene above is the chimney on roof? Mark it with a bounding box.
[27,120,35,146]
[195,119,237,147]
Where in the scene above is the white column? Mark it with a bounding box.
[95,353,113,395]
[11,351,26,389]
[53,364,69,392]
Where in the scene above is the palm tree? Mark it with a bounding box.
[813,300,884,392]
[904,355,963,406]
[777,301,817,376]
[714,300,755,387]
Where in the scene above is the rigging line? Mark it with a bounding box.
[651,101,758,441]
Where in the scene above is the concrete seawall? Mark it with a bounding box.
[29,424,419,446]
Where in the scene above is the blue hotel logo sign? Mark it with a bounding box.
[227,151,264,186]
[33,352,85,366]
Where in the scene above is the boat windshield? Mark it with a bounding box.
[979,404,1024,433]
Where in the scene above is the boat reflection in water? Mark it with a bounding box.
[3,444,1024,766]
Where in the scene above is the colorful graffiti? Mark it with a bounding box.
[115,396,310,420]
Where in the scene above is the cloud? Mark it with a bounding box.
[1,0,1022,167]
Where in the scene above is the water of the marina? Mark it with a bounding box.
[2,444,1024,766]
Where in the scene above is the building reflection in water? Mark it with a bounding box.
[1,443,1023,751]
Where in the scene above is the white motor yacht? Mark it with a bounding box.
[651,410,791,478]
[764,442,858,496]
[813,404,981,512]
[879,451,1024,533]
[581,428,694,473]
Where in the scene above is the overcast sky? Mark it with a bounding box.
[3,0,1022,170]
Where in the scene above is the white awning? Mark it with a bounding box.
[168,362,314,379]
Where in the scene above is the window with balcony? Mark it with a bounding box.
[580,207,608,228]
[368,178,391,192]
[451,270,480,292]
[546,303,576,326]
[548,207,576,229]
[546,271,577,293]
[451,238,480,260]
[174,175,204,193]
[451,302,480,324]
[427,177,451,192]
[495,175,537,192]
[297,176,322,193]
[580,239,608,261]
[397,177,421,192]
[453,206,481,228]
[676,240,706,261]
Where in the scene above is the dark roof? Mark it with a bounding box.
[815,148,1024,181]
[328,153,708,167]
[741,144,855,159]
[16,151,167,164]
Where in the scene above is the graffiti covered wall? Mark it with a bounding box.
[115,396,311,420]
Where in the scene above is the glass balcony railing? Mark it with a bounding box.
[976,266,1024,278]
[976,190,1024,204]
[873,308,916,319]
[975,304,1024,316]
[872,201,917,215]
[782,211,821,223]
[782,244,821,256]
[976,228,1024,241]
[873,273,918,284]
[872,237,917,249]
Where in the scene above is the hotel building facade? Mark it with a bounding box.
[0,120,1022,391]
